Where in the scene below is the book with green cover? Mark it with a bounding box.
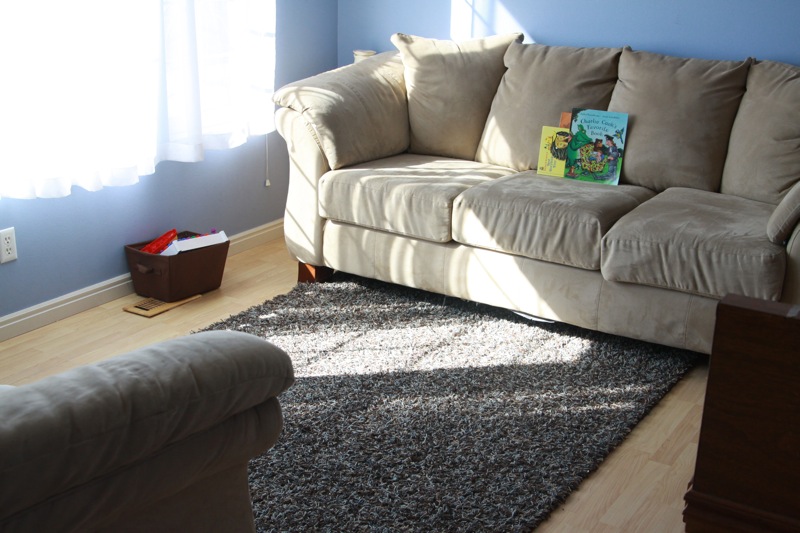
[566,108,628,185]
[537,126,571,177]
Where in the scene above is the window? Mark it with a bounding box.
[0,0,276,199]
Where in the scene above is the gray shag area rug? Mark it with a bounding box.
[203,273,700,532]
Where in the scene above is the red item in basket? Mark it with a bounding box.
[140,229,178,254]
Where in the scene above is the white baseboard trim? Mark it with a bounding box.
[0,275,136,344]
[0,219,284,343]
[228,218,284,256]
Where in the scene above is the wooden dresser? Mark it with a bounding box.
[684,294,800,532]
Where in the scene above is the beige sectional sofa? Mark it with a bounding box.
[273,33,800,354]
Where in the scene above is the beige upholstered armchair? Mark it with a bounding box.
[0,331,294,533]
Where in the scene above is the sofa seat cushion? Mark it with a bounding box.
[451,172,655,270]
[601,188,785,300]
[768,181,800,244]
[319,154,516,243]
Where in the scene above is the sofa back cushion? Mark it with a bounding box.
[607,49,751,192]
[475,43,621,171]
[391,32,522,160]
[721,60,800,205]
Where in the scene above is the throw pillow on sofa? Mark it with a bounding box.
[390,32,522,160]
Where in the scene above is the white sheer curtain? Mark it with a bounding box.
[0,0,276,199]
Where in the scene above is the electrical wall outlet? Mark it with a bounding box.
[1,227,18,264]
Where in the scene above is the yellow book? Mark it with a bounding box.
[537,126,571,177]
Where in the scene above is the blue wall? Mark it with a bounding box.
[3,0,800,317]
[0,141,270,314]
[337,0,800,66]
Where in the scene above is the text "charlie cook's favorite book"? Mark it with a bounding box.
[566,108,628,185]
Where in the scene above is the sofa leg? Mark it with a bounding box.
[298,262,334,283]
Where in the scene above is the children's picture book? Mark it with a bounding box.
[558,111,571,128]
[537,126,571,177]
[565,108,628,185]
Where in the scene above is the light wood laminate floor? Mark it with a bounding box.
[0,237,707,532]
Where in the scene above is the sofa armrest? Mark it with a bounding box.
[0,331,294,520]
[273,51,409,170]
[276,107,330,265]
[781,222,800,304]
[767,180,800,244]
